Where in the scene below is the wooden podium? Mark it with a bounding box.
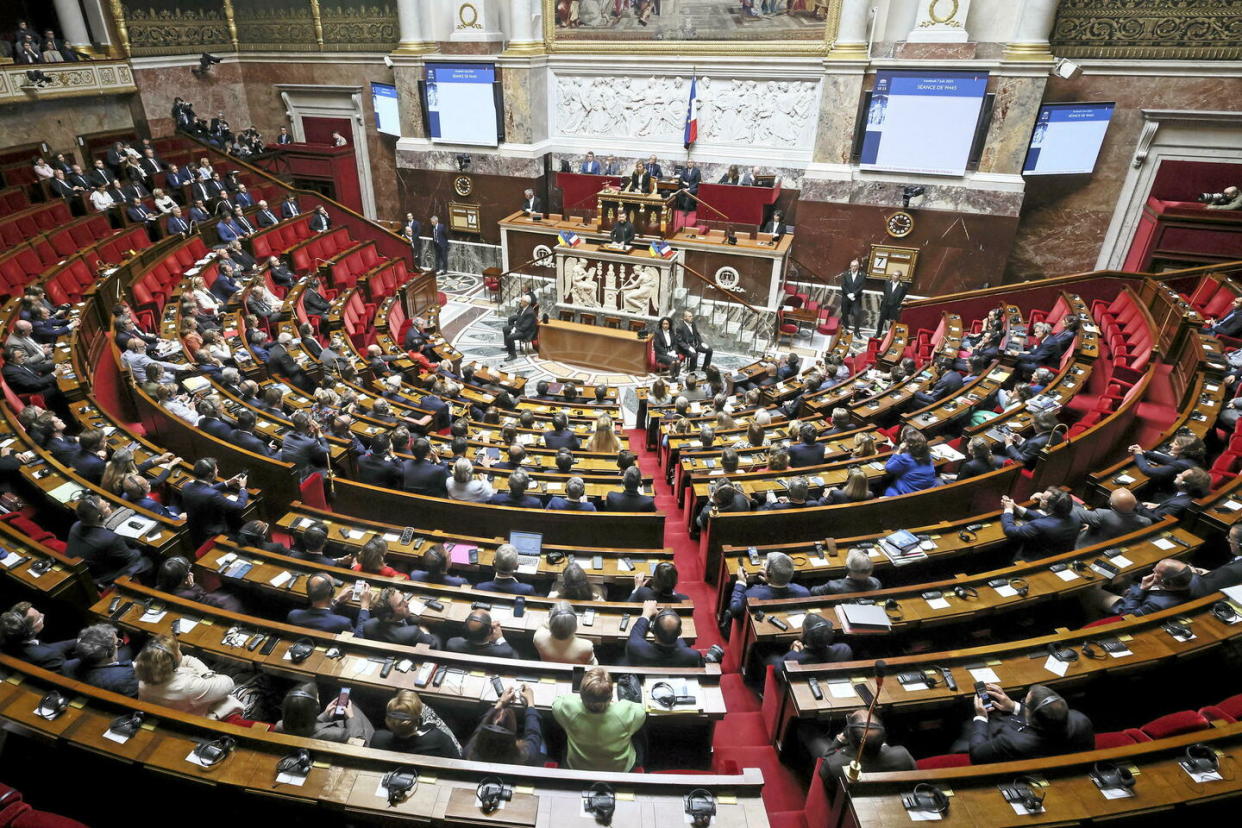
[537,319,649,375]
[597,186,671,236]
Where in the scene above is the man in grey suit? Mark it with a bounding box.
[1072,488,1151,549]
[1190,524,1242,598]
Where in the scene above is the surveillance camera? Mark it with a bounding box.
[901,185,926,209]
[456,154,472,171]
[383,55,394,69]
[1051,58,1082,81]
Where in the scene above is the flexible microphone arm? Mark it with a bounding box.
[845,659,886,783]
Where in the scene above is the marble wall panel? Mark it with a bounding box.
[131,61,252,140]
[2,96,138,156]
[1007,73,1242,283]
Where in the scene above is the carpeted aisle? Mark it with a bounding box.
[627,429,810,816]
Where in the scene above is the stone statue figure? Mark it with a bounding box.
[570,261,600,307]
[621,265,659,315]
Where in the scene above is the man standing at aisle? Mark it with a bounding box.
[838,258,867,336]
[430,215,449,274]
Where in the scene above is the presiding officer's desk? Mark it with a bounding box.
[0,654,768,827]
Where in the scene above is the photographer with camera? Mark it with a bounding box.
[1203,185,1242,211]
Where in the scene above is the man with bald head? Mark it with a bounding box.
[1097,558,1193,617]
[1071,487,1151,549]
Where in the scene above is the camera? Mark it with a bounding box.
[901,185,926,209]
[1199,192,1229,205]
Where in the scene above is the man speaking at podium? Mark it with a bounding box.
[611,212,635,248]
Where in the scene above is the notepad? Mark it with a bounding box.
[968,667,1000,683]
[1044,655,1070,677]
[828,682,857,699]
[1153,537,1177,551]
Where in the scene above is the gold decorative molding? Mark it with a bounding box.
[1051,0,1242,61]
[118,3,232,57]
[0,59,137,106]
[1001,41,1054,62]
[541,0,840,57]
[308,0,325,46]
[222,0,239,49]
[109,0,132,57]
[321,3,399,51]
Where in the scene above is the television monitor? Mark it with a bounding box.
[859,70,990,177]
[1022,102,1116,176]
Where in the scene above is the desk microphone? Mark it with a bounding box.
[846,659,887,784]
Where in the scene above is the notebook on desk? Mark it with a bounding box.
[836,603,893,633]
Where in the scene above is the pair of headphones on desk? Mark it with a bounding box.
[884,598,904,621]
[1009,577,1030,597]
[684,789,717,827]
[1091,761,1136,791]
[1002,776,1045,813]
[582,782,616,825]
[287,637,315,664]
[192,735,236,767]
[902,783,949,815]
[476,776,512,814]
[1212,601,1240,623]
[382,765,419,805]
[1183,743,1220,775]
[277,748,312,778]
[953,585,979,601]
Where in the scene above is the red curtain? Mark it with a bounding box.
[301,116,352,146]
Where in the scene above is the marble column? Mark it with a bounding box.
[498,57,548,146]
[811,70,866,166]
[53,0,92,48]
[395,0,436,53]
[504,0,543,55]
[1003,0,1059,62]
[826,0,871,61]
[391,57,428,139]
[977,74,1049,175]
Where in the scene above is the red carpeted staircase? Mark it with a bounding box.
[628,428,810,819]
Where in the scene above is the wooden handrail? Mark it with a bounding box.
[681,259,763,315]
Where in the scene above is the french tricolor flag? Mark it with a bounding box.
[557,230,582,247]
[649,240,675,259]
[683,76,700,150]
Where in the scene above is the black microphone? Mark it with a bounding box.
[873,659,887,690]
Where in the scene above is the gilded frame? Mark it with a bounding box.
[542,0,842,56]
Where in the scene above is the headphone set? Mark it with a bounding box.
[582,782,616,825]
[1182,743,1220,775]
[287,637,315,664]
[1000,775,1045,813]
[1081,640,1108,660]
[953,585,979,601]
[108,710,144,739]
[683,789,717,827]
[36,689,68,720]
[1009,577,1030,597]
[901,783,949,815]
[1212,601,1240,624]
[276,748,312,778]
[649,681,696,709]
[192,735,237,767]
[884,598,904,621]
[382,766,419,805]
[958,527,978,543]
[1046,642,1079,663]
[476,776,513,814]
[1090,761,1136,791]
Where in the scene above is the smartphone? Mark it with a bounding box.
[571,666,586,692]
[582,609,596,627]
[808,677,824,701]
[747,546,761,567]
[425,599,445,612]
[619,612,631,631]
[333,688,351,718]
[380,656,396,678]
[513,596,526,618]
[618,557,634,572]
[468,548,479,565]
[490,675,505,698]
[414,662,435,687]
[260,635,279,656]
[432,665,447,687]
[974,681,993,711]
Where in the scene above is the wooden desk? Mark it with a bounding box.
[536,319,649,375]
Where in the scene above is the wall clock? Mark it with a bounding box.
[453,175,473,197]
[885,210,915,238]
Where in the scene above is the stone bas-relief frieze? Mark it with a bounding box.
[557,255,665,317]
[555,74,819,149]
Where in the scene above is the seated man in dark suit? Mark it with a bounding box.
[811,549,882,595]
[546,477,597,511]
[758,476,822,510]
[605,466,656,512]
[542,412,581,450]
[1190,523,1242,598]
[815,710,917,785]
[696,479,751,531]
[951,683,1094,764]
[445,611,517,659]
[625,601,703,668]
[302,278,332,319]
[195,399,234,441]
[70,429,107,484]
[1205,295,1242,338]
[280,411,329,480]
[0,602,78,671]
[66,496,153,585]
[360,587,439,647]
[228,410,277,458]
[728,551,808,618]
[1127,433,1206,501]
[1016,315,1079,377]
[911,355,964,408]
[286,573,370,635]
[1001,489,1083,562]
[266,255,296,289]
[788,425,826,468]
[488,469,543,509]
[1071,487,1151,549]
[1136,467,1211,521]
[1093,557,1194,617]
[778,613,853,667]
[72,623,138,697]
[401,438,449,497]
[180,458,250,547]
[408,545,467,586]
[356,432,403,488]
[476,544,537,596]
[1002,410,1064,470]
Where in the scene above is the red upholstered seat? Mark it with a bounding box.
[1081,614,1123,628]
[300,472,329,511]
[916,753,971,770]
[1213,693,1242,722]
[1094,731,1138,750]
[1139,710,1209,740]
